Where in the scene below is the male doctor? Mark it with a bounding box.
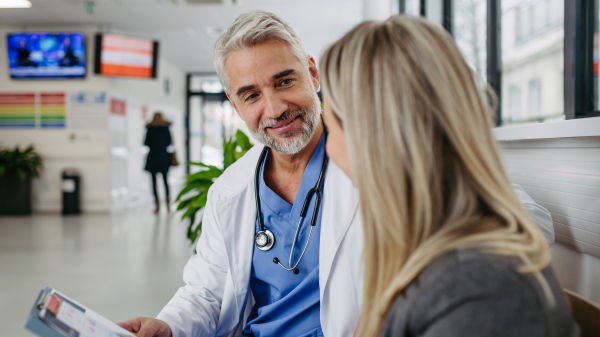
[120,10,555,337]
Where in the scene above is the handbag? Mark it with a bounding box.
[170,152,179,167]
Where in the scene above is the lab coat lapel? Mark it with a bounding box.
[217,146,263,322]
[319,162,360,299]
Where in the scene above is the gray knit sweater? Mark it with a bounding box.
[381,249,580,337]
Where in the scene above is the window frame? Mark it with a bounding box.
[565,0,600,119]
[400,0,600,123]
[399,0,453,33]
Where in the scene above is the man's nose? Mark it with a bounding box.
[262,91,287,119]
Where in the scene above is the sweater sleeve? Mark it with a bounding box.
[415,290,546,337]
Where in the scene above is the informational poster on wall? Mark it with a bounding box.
[109,95,127,150]
[68,91,108,129]
[110,97,126,116]
[40,92,66,128]
[0,92,36,128]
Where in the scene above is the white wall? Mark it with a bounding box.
[498,125,600,305]
[0,26,186,212]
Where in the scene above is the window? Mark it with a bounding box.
[425,0,444,27]
[594,0,600,111]
[516,0,563,42]
[399,0,598,123]
[564,0,600,119]
[501,0,564,125]
[509,86,521,122]
[529,79,542,118]
[404,0,421,16]
[453,0,487,80]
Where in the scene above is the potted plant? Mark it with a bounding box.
[0,145,43,215]
[175,130,253,246]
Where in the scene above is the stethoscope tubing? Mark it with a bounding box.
[254,142,329,273]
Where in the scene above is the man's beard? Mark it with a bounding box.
[249,94,321,155]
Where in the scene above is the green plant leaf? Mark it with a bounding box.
[188,162,216,168]
[223,137,236,170]
[175,181,209,201]
[175,129,253,248]
[235,130,252,151]
[187,168,222,182]
[176,196,195,211]
[192,191,208,208]
[0,145,43,179]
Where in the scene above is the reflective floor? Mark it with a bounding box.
[0,206,194,336]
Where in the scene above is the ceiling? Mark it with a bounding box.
[0,0,364,72]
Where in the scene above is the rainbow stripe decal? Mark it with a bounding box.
[40,92,66,128]
[0,93,36,128]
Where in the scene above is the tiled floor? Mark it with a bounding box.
[0,207,194,336]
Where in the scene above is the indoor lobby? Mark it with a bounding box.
[1,0,599,336]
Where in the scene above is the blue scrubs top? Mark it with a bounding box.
[243,135,326,337]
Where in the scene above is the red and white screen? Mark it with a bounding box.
[100,34,154,78]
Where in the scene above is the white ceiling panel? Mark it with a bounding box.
[0,0,363,72]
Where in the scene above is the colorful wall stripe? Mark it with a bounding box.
[0,93,36,128]
[40,92,66,128]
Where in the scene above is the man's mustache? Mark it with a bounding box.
[260,109,305,129]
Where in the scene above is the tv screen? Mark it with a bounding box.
[94,33,158,79]
[6,32,86,79]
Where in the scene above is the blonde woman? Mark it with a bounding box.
[319,16,579,337]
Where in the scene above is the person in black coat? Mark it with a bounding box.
[144,112,172,214]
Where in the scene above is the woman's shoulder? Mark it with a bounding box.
[382,249,578,337]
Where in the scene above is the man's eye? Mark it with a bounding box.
[281,79,292,86]
[246,94,258,101]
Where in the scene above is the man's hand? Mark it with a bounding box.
[118,317,172,337]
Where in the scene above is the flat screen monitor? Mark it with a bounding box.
[94,33,159,78]
[6,32,86,79]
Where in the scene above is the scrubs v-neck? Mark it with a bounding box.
[243,134,326,337]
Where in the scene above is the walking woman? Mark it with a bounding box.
[144,112,172,214]
[319,16,579,337]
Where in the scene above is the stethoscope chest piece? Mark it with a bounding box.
[255,229,275,251]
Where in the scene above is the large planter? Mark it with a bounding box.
[0,173,32,215]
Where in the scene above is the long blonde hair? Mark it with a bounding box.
[319,16,550,336]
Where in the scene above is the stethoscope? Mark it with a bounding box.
[254,143,329,274]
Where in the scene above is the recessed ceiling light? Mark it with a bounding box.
[0,0,32,8]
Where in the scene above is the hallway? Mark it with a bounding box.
[0,208,194,336]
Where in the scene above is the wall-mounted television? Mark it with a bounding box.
[94,33,159,79]
[6,32,86,79]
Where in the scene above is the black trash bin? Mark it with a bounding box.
[62,169,80,215]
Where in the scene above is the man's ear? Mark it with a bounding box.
[307,55,320,92]
[226,91,245,122]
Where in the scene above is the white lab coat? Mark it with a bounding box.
[156,144,554,337]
